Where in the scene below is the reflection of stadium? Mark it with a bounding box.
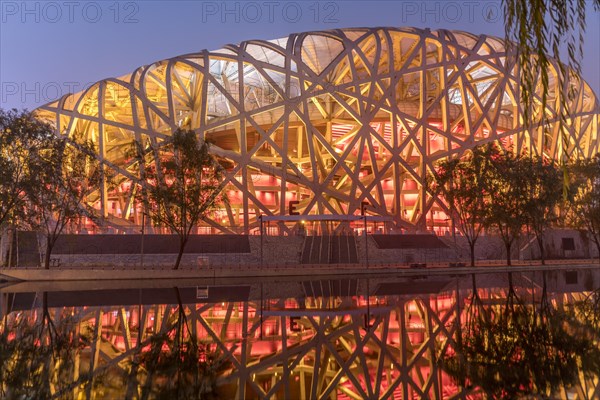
[35,27,600,234]
[1,272,599,399]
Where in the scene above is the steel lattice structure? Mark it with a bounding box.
[35,27,600,234]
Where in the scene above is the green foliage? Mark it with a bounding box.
[135,128,227,269]
[0,108,100,268]
[503,0,599,154]
[486,152,563,265]
[522,159,564,263]
[431,142,572,265]
[503,0,599,201]
[429,144,497,266]
[485,147,530,265]
[569,155,600,262]
[24,131,100,269]
[0,109,56,229]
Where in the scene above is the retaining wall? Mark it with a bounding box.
[3,229,599,269]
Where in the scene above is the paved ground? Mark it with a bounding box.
[1,259,598,282]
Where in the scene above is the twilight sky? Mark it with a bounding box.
[1,0,599,111]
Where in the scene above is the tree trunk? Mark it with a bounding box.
[6,227,14,268]
[505,241,512,266]
[173,238,188,270]
[43,291,49,318]
[0,226,9,267]
[469,241,476,267]
[44,236,52,270]
[174,247,184,270]
[595,240,600,265]
[537,234,545,265]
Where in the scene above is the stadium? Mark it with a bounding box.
[35,27,600,235]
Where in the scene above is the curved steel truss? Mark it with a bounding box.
[35,27,600,233]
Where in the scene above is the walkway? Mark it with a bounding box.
[1,259,598,282]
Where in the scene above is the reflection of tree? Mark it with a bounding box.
[443,273,600,398]
[0,293,92,398]
[134,288,229,399]
[0,290,231,399]
[570,287,600,376]
[2,282,598,398]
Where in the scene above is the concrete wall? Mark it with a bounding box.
[522,229,599,260]
[445,235,514,263]
[440,229,600,263]
[4,229,599,269]
[255,236,304,265]
[357,234,457,265]
[7,233,306,268]
[11,232,257,268]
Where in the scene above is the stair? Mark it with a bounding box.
[300,237,313,264]
[302,279,358,297]
[348,235,358,263]
[320,236,330,264]
[300,235,359,265]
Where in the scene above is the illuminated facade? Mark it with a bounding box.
[35,27,600,234]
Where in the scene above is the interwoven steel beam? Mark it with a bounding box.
[34,28,600,233]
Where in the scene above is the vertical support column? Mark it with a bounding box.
[259,215,263,267]
[281,314,291,399]
[86,309,104,399]
[241,121,249,233]
[280,111,289,219]
[72,318,81,399]
[419,43,428,232]
[364,216,369,269]
[140,212,145,268]
[98,83,108,220]
[238,301,249,400]
[399,302,409,397]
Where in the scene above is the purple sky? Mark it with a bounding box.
[1,0,599,110]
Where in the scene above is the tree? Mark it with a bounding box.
[570,155,600,264]
[503,0,600,139]
[485,149,529,266]
[136,129,226,270]
[430,145,495,267]
[0,109,74,267]
[24,133,100,269]
[522,158,564,264]
[0,109,42,228]
[504,0,600,199]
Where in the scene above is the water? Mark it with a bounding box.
[1,269,599,399]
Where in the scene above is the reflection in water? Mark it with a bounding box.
[443,273,600,399]
[1,271,599,399]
